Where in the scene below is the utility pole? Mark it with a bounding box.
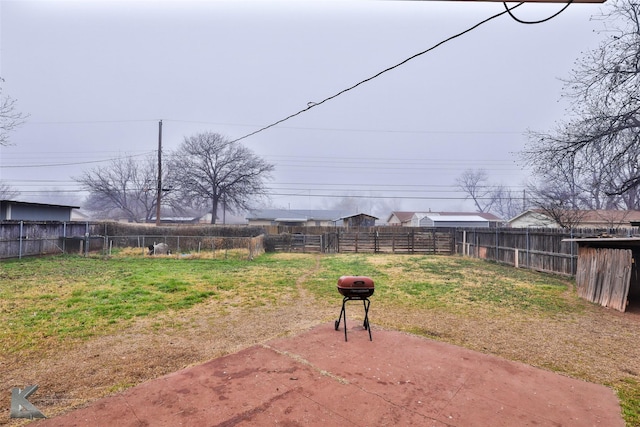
[156,120,162,226]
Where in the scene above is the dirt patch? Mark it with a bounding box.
[1,297,337,424]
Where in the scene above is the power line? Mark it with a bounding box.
[267,192,524,201]
[228,3,525,144]
[0,151,155,169]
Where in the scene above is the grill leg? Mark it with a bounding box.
[363,298,372,341]
[335,296,372,341]
[335,297,349,341]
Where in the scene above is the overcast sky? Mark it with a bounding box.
[0,0,607,218]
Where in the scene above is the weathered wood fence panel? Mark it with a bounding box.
[334,229,454,254]
[575,247,632,312]
[0,221,104,259]
[264,234,323,253]
[454,228,637,276]
[262,229,455,254]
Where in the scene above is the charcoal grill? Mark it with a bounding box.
[334,276,374,341]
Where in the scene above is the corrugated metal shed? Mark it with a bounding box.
[0,200,80,221]
[412,213,490,228]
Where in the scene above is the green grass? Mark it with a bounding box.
[307,254,574,315]
[0,255,296,352]
[617,378,640,427]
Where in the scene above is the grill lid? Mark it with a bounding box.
[337,275,374,297]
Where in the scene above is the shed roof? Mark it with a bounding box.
[386,211,415,223]
[247,209,348,221]
[429,215,488,222]
[0,200,80,209]
[339,213,379,220]
[562,237,640,248]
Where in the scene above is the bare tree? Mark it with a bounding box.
[455,169,494,213]
[523,0,640,203]
[525,180,588,229]
[455,168,524,219]
[0,181,19,199]
[76,154,176,222]
[168,132,274,224]
[489,184,522,221]
[0,79,28,146]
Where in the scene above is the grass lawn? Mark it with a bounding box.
[1,251,638,426]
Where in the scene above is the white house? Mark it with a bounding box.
[509,209,640,228]
[386,211,415,226]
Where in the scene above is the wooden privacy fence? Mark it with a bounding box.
[4,220,636,281]
[454,227,638,276]
[264,229,455,254]
[0,221,104,259]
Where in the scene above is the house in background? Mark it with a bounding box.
[388,211,502,227]
[386,211,415,226]
[0,200,80,221]
[246,209,350,227]
[509,209,640,228]
[508,210,558,228]
[339,213,378,227]
[71,209,91,222]
[411,212,491,228]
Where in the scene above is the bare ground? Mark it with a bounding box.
[2,262,640,425]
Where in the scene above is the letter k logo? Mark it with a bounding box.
[10,385,46,419]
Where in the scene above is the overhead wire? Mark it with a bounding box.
[503,0,574,24]
[0,151,155,169]
[225,0,579,145]
[228,2,527,144]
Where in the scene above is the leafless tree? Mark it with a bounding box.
[0,181,19,199]
[488,184,522,221]
[0,79,28,146]
[76,154,177,222]
[525,180,588,229]
[455,169,494,213]
[523,0,640,206]
[455,169,522,219]
[168,132,274,224]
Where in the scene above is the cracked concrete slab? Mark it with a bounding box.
[34,322,624,427]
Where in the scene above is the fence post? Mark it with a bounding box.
[63,222,67,254]
[462,230,466,256]
[514,248,519,268]
[432,228,436,254]
[84,222,90,257]
[392,232,395,253]
[19,221,23,259]
[375,230,379,253]
[526,228,530,268]
[570,228,575,276]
